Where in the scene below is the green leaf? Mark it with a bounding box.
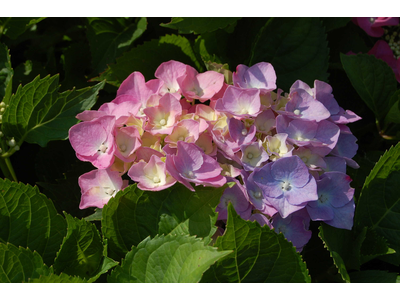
[0,178,67,266]
[349,270,398,283]
[0,243,50,283]
[28,272,87,283]
[84,208,103,221]
[87,17,147,74]
[359,227,393,265]
[160,17,241,34]
[108,234,231,283]
[320,17,351,32]
[384,90,400,125]
[2,75,105,147]
[318,223,366,283]
[102,183,226,261]
[93,34,202,86]
[0,17,45,39]
[37,159,95,219]
[341,53,397,123]
[249,17,329,91]
[355,142,400,265]
[53,213,104,279]
[87,256,119,283]
[0,43,13,103]
[202,204,311,283]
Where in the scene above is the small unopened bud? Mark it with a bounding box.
[0,107,5,113]
[8,138,16,147]
[0,148,2,154]
[14,145,20,151]
[0,131,3,137]
[0,102,5,108]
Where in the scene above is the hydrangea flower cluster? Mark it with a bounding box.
[69,60,361,252]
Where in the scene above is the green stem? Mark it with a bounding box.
[0,157,13,181]
[4,157,17,181]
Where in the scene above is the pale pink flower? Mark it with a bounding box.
[79,168,128,209]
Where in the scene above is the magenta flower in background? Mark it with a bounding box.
[352,17,399,37]
[368,40,400,83]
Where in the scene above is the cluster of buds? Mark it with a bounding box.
[385,27,400,58]
[69,60,361,251]
[0,102,6,123]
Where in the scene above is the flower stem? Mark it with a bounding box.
[0,156,17,181]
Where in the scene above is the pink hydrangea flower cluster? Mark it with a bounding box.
[69,60,361,251]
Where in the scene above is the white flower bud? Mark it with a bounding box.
[8,138,16,147]
[14,145,20,151]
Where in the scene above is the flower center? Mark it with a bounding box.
[241,129,248,136]
[254,191,262,199]
[159,119,166,126]
[281,181,291,191]
[104,187,116,196]
[119,144,127,152]
[318,194,328,204]
[153,176,161,183]
[294,109,301,115]
[247,153,254,159]
[178,136,185,141]
[184,170,195,178]
[98,144,108,153]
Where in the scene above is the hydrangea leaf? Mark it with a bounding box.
[108,234,231,283]
[102,183,226,261]
[0,17,45,39]
[28,272,87,283]
[249,17,329,91]
[341,53,397,123]
[320,17,351,32]
[86,17,147,75]
[202,203,311,283]
[160,17,241,34]
[387,90,400,124]
[359,227,394,265]
[2,75,105,147]
[318,223,366,283]
[355,142,400,265]
[0,43,13,103]
[0,243,50,283]
[53,213,105,279]
[37,160,95,219]
[0,178,67,266]
[93,34,202,86]
[349,270,398,283]
[84,208,103,221]
[346,151,385,199]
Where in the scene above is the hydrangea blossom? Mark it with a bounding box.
[69,59,360,252]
